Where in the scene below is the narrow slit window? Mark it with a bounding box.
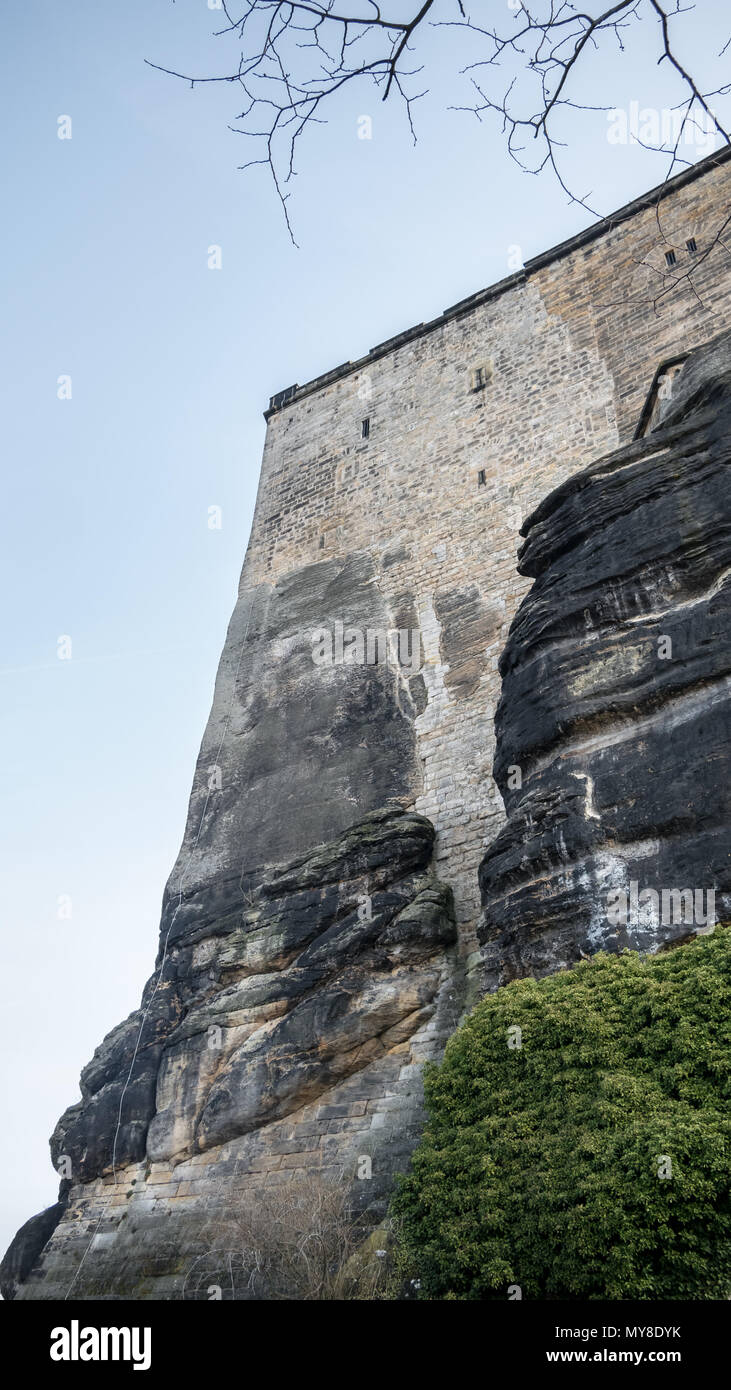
[686,236,698,254]
[361,417,370,439]
[665,249,677,268]
[477,469,486,487]
[471,363,491,392]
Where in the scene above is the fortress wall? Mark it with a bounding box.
[243,152,731,968]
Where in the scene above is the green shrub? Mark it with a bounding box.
[392,929,731,1299]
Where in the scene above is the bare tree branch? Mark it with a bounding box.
[148,1,731,241]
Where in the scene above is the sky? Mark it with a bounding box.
[1,0,730,1263]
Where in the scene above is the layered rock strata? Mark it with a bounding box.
[2,807,457,1299]
[478,332,731,989]
[7,159,731,1295]
[2,545,458,1299]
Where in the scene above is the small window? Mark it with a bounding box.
[319,535,325,549]
[361,417,370,439]
[686,236,698,254]
[470,363,492,392]
[665,249,677,268]
[477,469,486,487]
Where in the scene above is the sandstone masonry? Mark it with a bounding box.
[4,149,731,1300]
[249,147,731,971]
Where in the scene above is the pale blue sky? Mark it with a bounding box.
[1,0,729,1259]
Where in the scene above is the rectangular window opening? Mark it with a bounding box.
[361,417,370,439]
[471,363,492,392]
[665,249,677,268]
[686,236,698,254]
[477,469,486,487]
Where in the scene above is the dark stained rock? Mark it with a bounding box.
[158,550,424,953]
[37,536,437,1190]
[150,806,455,1158]
[42,805,455,1182]
[434,585,502,698]
[14,317,731,1297]
[478,331,731,989]
[3,525,458,1298]
[0,1201,66,1301]
[7,803,457,1300]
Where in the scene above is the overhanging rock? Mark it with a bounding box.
[5,806,457,1300]
[478,332,731,989]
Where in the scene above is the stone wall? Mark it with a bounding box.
[245,149,731,970]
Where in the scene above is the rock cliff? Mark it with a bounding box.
[4,331,730,1300]
[4,806,457,1295]
[478,331,731,988]
[2,538,461,1299]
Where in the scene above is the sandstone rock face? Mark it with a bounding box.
[159,549,425,943]
[5,807,457,1299]
[0,1202,67,1303]
[478,332,731,990]
[51,807,454,1183]
[3,532,461,1299]
[8,158,731,1296]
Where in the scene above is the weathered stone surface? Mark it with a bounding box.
[478,332,731,989]
[8,154,731,1299]
[54,805,454,1180]
[0,1201,67,1302]
[151,807,455,1159]
[159,549,424,954]
[246,150,731,948]
[434,585,502,698]
[8,806,457,1298]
